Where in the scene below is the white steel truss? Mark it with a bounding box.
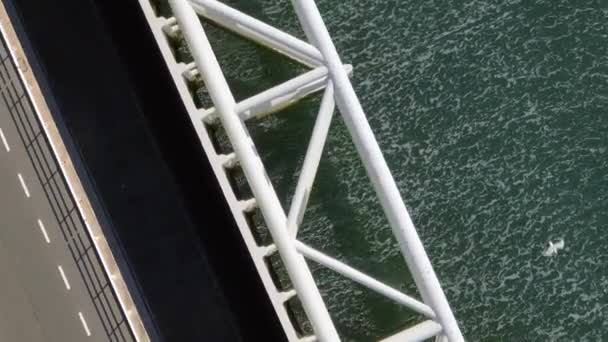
[137,0,464,341]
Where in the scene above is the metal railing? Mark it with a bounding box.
[141,0,464,340]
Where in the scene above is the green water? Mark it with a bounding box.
[157,0,608,340]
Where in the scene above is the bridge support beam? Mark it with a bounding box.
[289,0,464,340]
[169,0,341,340]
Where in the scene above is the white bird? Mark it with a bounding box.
[543,239,565,257]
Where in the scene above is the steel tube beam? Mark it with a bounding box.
[287,83,334,237]
[189,0,323,67]
[295,241,435,318]
[289,0,464,340]
[203,66,328,121]
[203,65,351,121]
[237,67,327,120]
[380,320,443,342]
[169,1,341,340]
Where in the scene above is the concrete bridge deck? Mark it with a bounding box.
[0,0,286,340]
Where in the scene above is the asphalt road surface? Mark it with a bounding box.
[0,84,110,341]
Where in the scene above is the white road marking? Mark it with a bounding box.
[78,312,92,337]
[57,265,71,290]
[17,173,30,198]
[0,127,9,152]
[37,219,50,243]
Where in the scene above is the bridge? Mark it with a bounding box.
[0,0,463,341]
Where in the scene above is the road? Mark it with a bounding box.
[0,69,112,342]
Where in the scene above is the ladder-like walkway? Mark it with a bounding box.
[137,0,464,341]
